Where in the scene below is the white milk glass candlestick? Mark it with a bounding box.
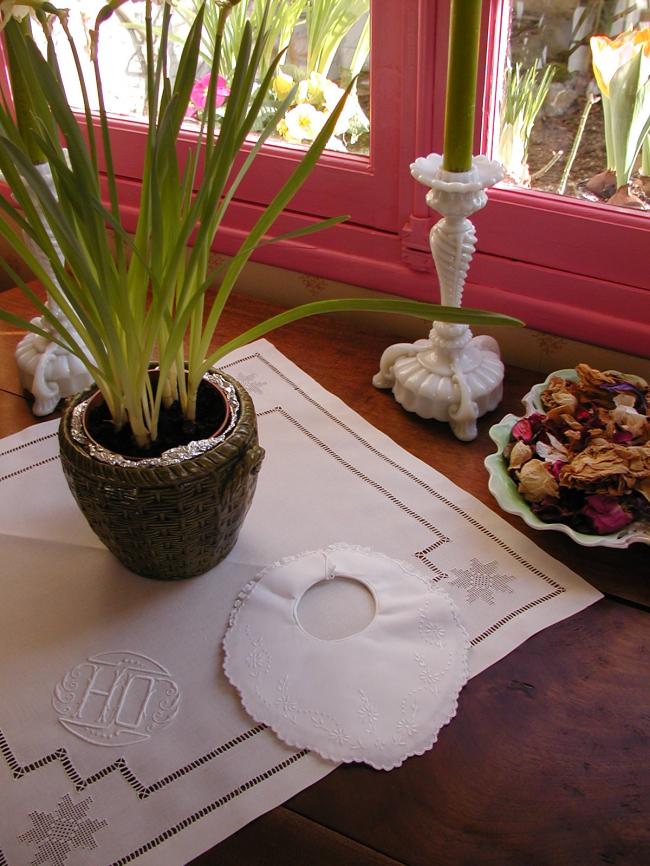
[373,153,505,441]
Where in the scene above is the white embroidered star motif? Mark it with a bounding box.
[449,558,516,605]
[17,793,107,866]
[235,372,267,395]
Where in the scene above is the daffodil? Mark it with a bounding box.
[315,74,361,136]
[270,64,369,149]
[296,71,334,111]
[590,30,649,97]
[272,69,294,101]
[590,29,650,205]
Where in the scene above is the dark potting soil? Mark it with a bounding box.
[85,379,230,459]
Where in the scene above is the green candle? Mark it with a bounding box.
[442,0,483,173]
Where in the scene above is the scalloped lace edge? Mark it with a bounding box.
[222,543,471,771]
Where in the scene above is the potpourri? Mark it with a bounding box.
[504,365,650,535]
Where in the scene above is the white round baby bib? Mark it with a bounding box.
[223,544,469,770]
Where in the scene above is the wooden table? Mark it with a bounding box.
[1,289,648,866]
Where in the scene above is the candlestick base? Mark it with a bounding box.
[16,323,93,417]
[13,158,94,416]
[373,326,503,441]
[373,154,505,441]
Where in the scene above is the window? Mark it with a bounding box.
[100,3,418,263]
[472,0,649,355]
[43,1,371,156]
[3,1,648,356]
[496,0,650,207]
[405,0,649,357]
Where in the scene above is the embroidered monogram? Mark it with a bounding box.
[52,652,180,747]
[0,345,600,863]
[17,793,107,866]
[449,558,516,606]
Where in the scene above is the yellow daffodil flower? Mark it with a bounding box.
[590,28,650,201]
[591,30,650,96]
[272,70,294,101]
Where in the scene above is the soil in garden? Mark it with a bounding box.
[527,98,606,197]
[86,379,230,458]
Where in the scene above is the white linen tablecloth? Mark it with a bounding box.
[0,339,601,866]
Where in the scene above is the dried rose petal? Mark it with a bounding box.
[512,413,545,443]
[637,478,650,503]
[518,459,560,503]
[601,381,647,412]
[512,418,533,442]
[542,378,578,415]
[561,442,650,490]
[612,403,648,438]
[536,432,569,463]
[510,366,650,534]
[613,393,637,408]
[582,495,634,534]
[509,440,533,470]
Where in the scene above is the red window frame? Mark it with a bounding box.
[2,0,648,356]
[403,0,650,357]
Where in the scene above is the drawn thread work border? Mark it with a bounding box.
[0,349,569,863]
[0,725,266,798]
[227,353,565,590]
[228,353,566,648]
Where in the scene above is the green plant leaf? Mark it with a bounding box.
[609,49,650,187]
[206,298,523,370]
[0,0,519,449]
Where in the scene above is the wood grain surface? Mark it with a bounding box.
[1,286,648,866]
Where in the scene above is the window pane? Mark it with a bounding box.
[39,0,370,157]
[34,1,155,119]
[497,0,649,211]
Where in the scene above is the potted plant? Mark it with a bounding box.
[0,0,520,580]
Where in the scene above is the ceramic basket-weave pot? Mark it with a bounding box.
[58,371,264,580]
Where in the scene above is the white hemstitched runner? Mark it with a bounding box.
[0,339,601,866]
